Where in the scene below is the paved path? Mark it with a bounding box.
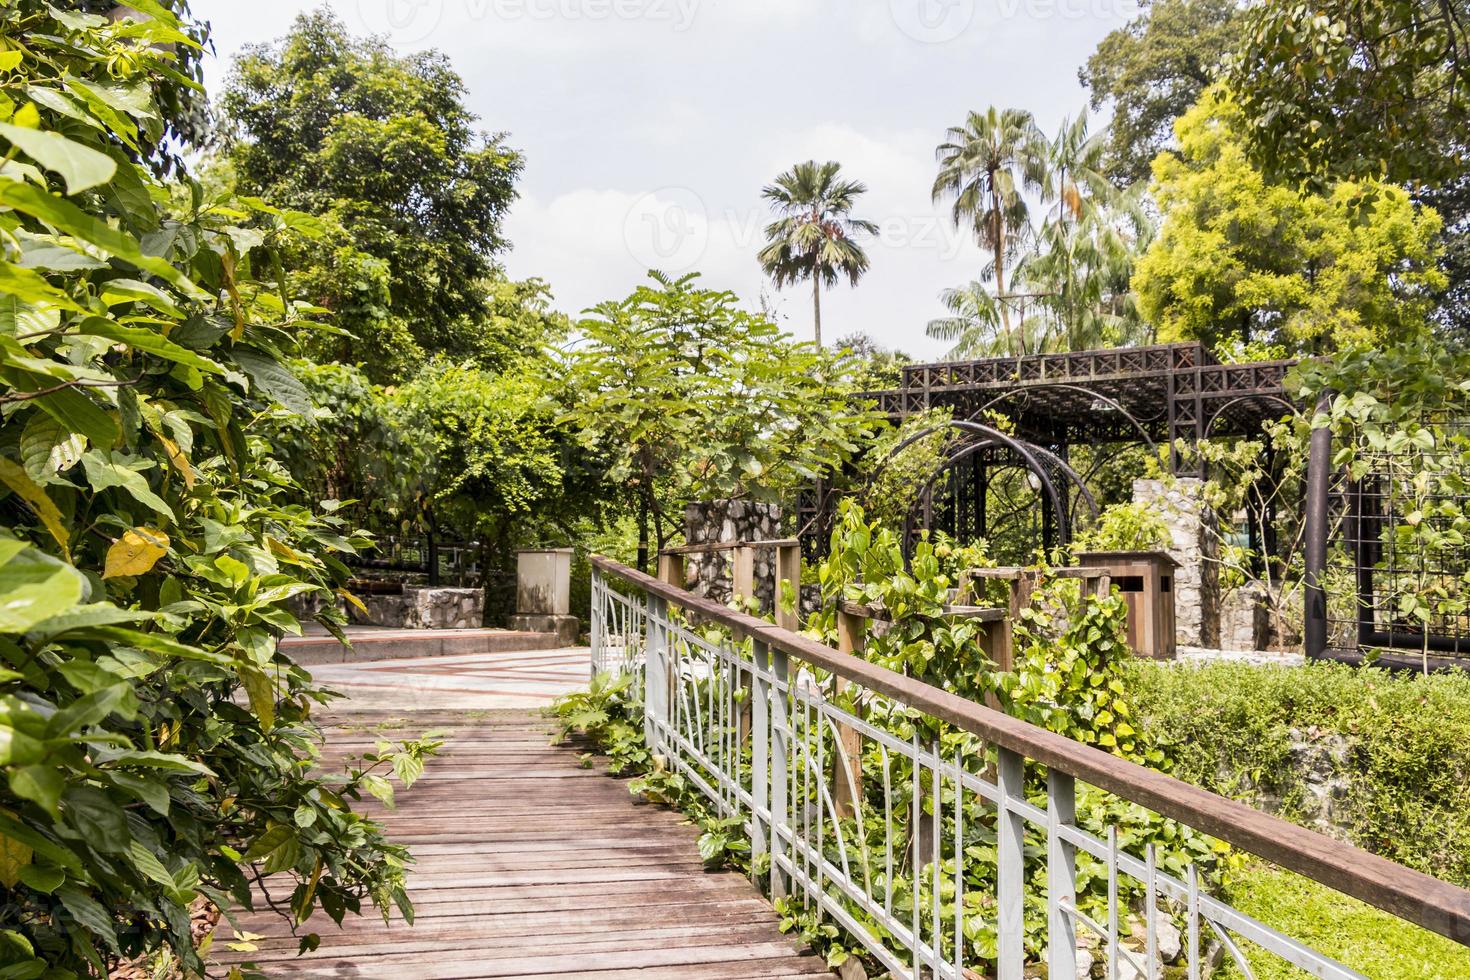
[224,652,824,979]
[305,647,591,711]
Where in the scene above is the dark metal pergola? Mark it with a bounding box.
[862,342,1297,472]
[798,342,1298,561]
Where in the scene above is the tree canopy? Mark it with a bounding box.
[219,10,524,380]
[1133,87,1446,355]
[1224,0,1470,191]
[1079,0,1242,185]
[561,272,876,568]
[0,2,435,974]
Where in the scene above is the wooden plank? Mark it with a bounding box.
[221,711,820,978]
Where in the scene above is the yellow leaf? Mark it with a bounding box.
[157,434,195,489]
[266,535,307,564]
[240,665,275,728]
[0,829,32,888]
[0,458,70,560]
[103,527,169,579]
[337,588,367,614]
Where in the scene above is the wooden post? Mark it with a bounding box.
[833,607,865,820]
[775,544,801,632]
[731,545,756,612]
[656,553,686,590]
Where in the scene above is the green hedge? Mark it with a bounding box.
[1128,660,1470,886]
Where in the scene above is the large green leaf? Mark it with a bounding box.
[0,182,201,296]
[74,317,222,377]
[232,348,311,415]
[0,122,117,194]
[0,545,83,632]
[79,451,173,521]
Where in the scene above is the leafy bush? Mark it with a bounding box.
[1129,661,1470,885]
[0,4,437,975]
[1073,500,1171,553]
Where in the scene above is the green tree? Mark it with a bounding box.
[758,160,878,348]
[928,112,1151,357]
[1133,87,1446,354]
[932,107,1047,355]
[563,273,876,569]
[0,3,435,974]
[1224,0,1470,191]
[218,10,524,380]
[1079,0,1243,185]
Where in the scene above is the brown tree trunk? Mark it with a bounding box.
[992,195,1013,355]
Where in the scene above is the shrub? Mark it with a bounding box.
[1128,660,1470,885]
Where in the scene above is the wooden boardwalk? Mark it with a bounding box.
[227,710,826,979]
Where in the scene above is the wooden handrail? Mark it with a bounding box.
[591,553,1470,945]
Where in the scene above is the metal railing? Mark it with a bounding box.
[589,554,1470,980]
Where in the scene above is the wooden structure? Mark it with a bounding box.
[1076,550,1179,659]
[224,710,824,978]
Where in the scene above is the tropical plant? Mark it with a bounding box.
[929,111,1151,357]
[1079,0,1243,185]
[218,10,526,381]
[0,2,438,975]
[757,161,878,347]
[1134,86,1446,355]
[932,107,1047,355]
[561,272,877,570]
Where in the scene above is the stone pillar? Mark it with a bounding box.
[683,500,782,611]
[1132,478,1220,648]
[508,549,580,644]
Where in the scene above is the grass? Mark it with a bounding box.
[1220,862,1470,979]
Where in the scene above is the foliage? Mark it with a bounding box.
[795,503,1227,966]
[850,408,955,533]
[546,670,750,872]
[1224,0,1470,192]
[1129,661,1470,886]
[560,271,876,569]
[1220,861,1470,979]
[932,107,1047,356]
[757,160,878,348]
[218,10,525,382]
[389,360,570,543]
[1135,86,1446,355]
[832,332,911,390]
[1073,501,1171,553]
[1293,336,1470,671]
[930,110,1152,357]
[1079,0,1244,185]
[0,3,439,974]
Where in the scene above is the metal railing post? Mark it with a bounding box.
[589,570,603,677]
[1047,769,1078,980]
[997,746,1026,980]
[751,638,771,880]
[769,645,790,900]
[645,595,669,753]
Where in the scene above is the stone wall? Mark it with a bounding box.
[683,499,782,612]
[352,586,484,630]
[1133,478,1220,648]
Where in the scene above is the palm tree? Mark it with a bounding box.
[932,107,1047,355]
[758,160,878,347]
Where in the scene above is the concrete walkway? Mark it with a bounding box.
[305,646,591,711]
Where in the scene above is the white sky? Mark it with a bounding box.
[193,0,1141,359]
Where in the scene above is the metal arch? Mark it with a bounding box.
[902,432,1099,553]
[1204,394,1301,435]
[967,383,1162,454]
[896,421,1092,551]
